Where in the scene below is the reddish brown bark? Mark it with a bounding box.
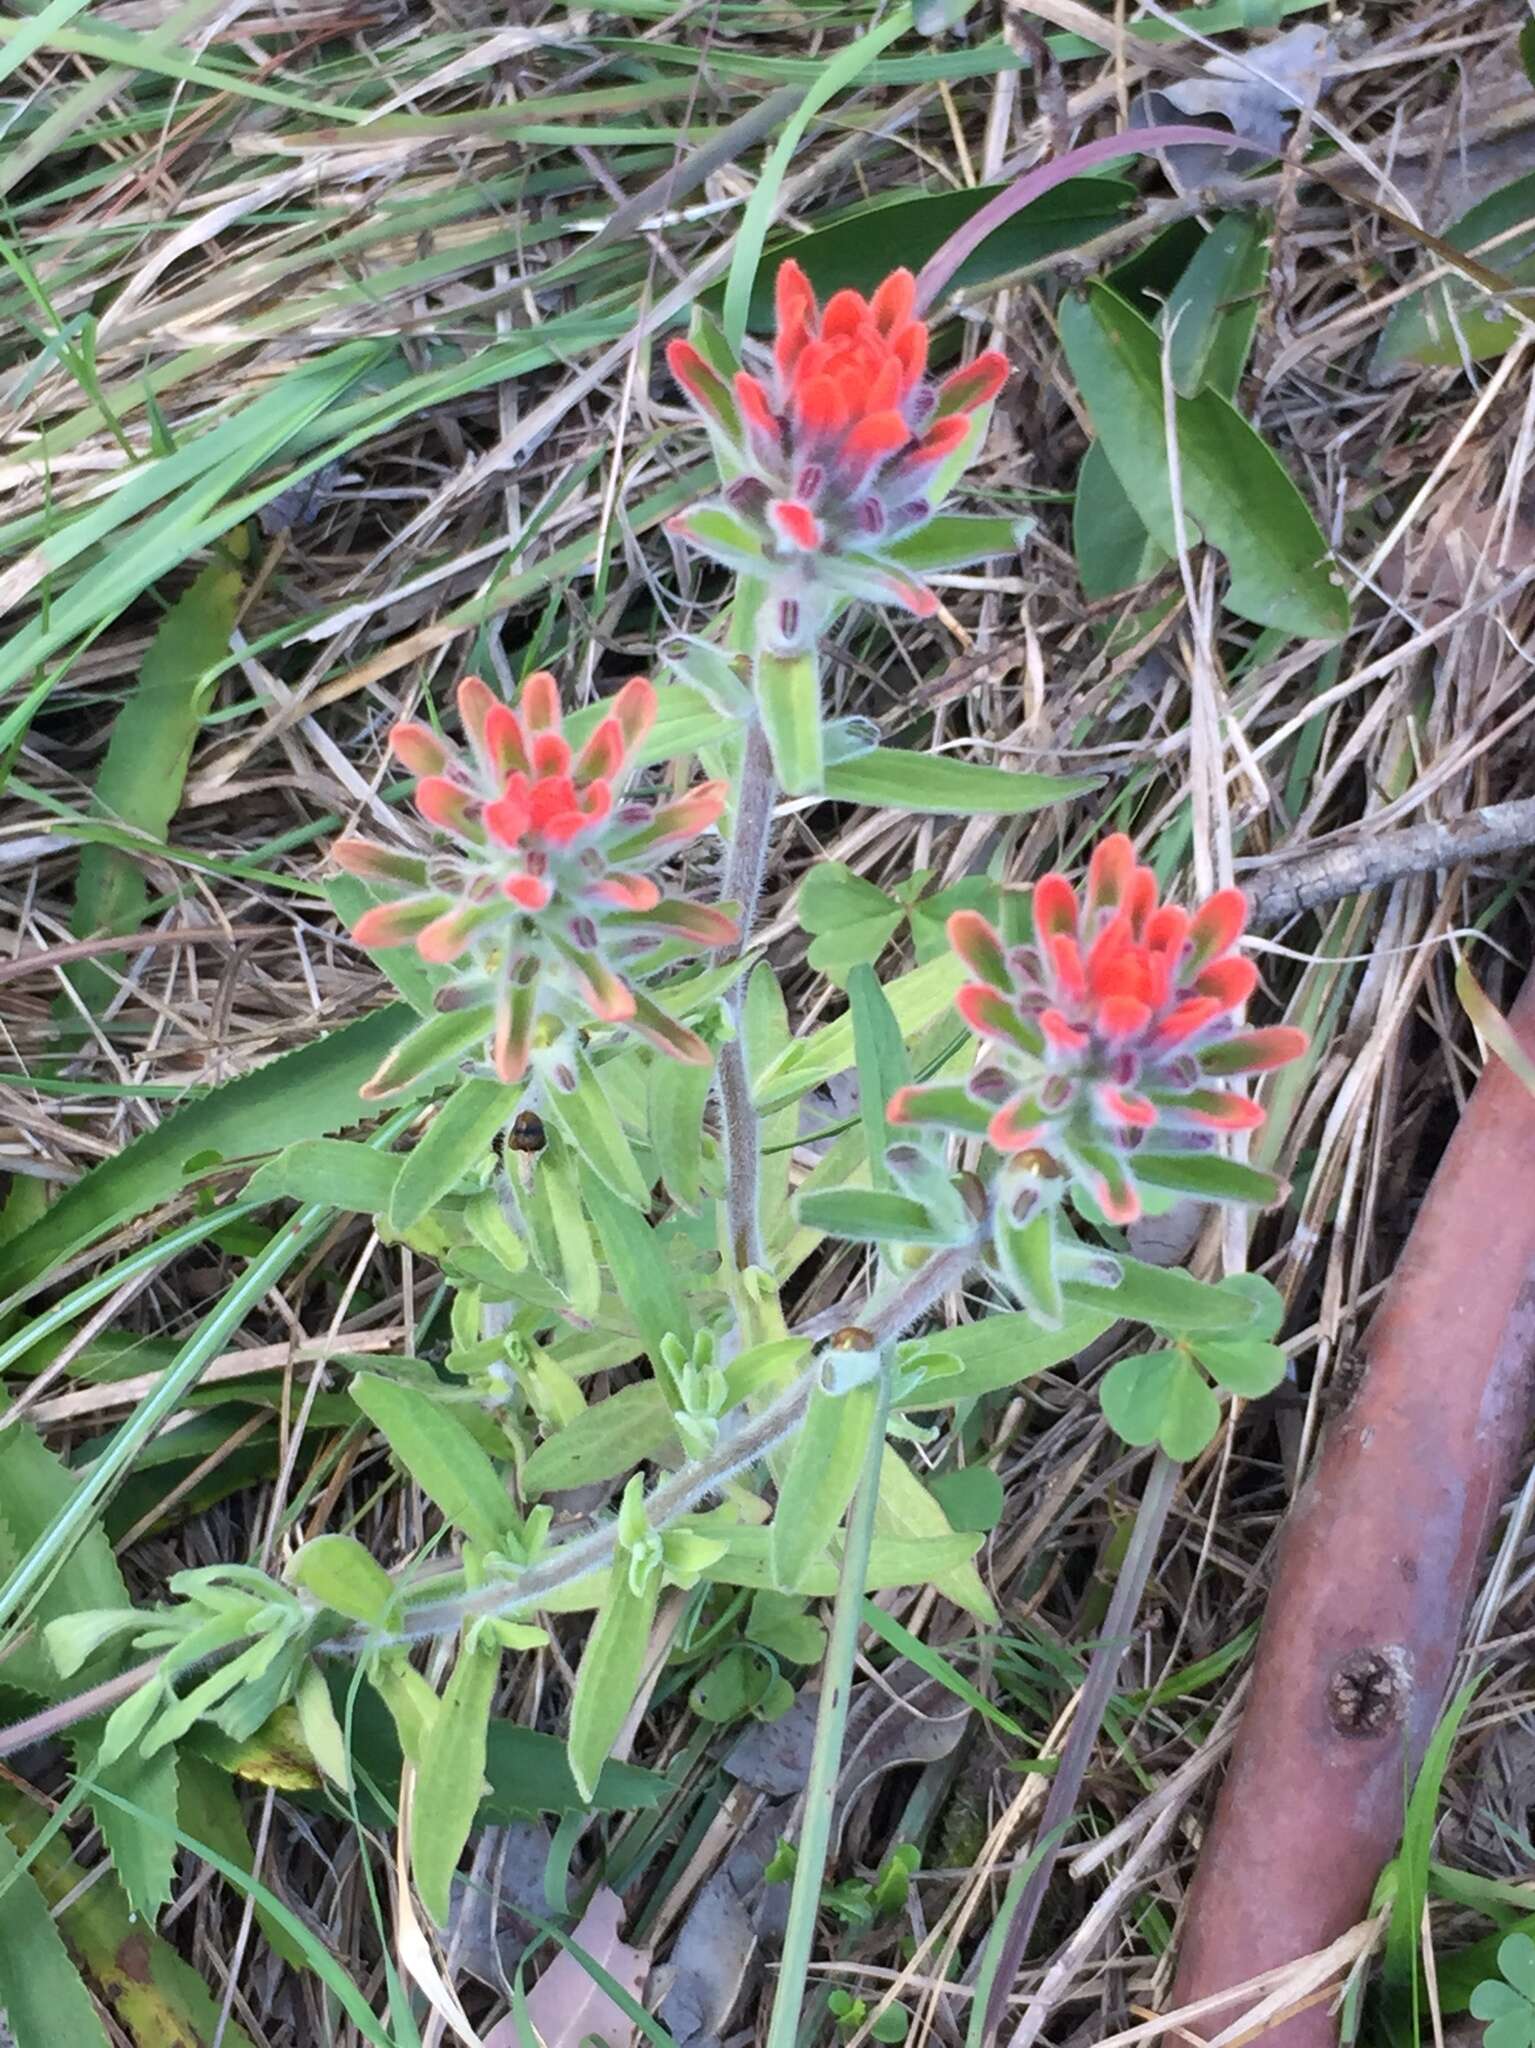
[1170,971,1535,2046]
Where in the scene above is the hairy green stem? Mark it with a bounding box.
[717,714,778,1271]
[980,1448,1182,2046]
[765,1353,895,2048]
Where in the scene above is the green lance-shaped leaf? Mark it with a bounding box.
[1375,171,1535,371]
[295,1661,353,1794]
[67,547,245,1018]
[770,1375,880,1593]
[411,1632,501,1925]
[757,647,823,797]
[567,1556,660,1803]
[390,1077,521,1232]
[579,1163,690,1393]
[1130,1149,1286,1208]
[1058,280,1349,640]
[648,1048,714,1211]
[286,1533,401,1628]
[1163,210,1270,400]
[822,747,1099,815]
[350,1374,519,1556]
[522,1381,675,1499]
[849,963,909,1193]
[1063,1252,1263,1335]
[540,1047,651,1210]
[994,1202,1064,1329]
[798,1187,957,1246]
[246,1138,404,1214]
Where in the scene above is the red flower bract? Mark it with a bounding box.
[332,670,736,1092]
[889,836,1307,1227]
[666,259,1009,651]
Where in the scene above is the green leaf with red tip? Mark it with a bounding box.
[756,648,824,796]
[359,1003,496,1101]
[886,1082,992,1138]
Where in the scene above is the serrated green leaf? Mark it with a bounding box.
[522,1382,675,1499]
[822,747,1099,814]
[0,1003,415,1300]
[1100,1349,1221,1460]
[567,1566,660,1801]
[350,1374,518,1555]
[389,1078,518,1231]
[412,1635,500,1924]
[245,1138,403,1214]
[0,1826,112,2048]
[75,1736,180,1921]
[1059,281,1348,639]
[771,1380,878,1592]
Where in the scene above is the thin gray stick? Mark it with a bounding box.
[1244,795,1535,927]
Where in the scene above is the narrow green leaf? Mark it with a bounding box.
[822,747,1099,813]
[360,1003,495,1101]
[1374,172,1535,370]
[1131,1150,1286,1207]
[648,1050,714,1211]
[757,648,824,797]
[797,1188,955,1245]
[1059,281,1349,639]
[885,513,1030,573]
[695,1522,982,1596]
[578,1165,690,1388]
[411,1635,500,1924]
[1064,1254,1262,1334]
[567,1568,660,1801]
[771,1380,878,1591]
[849,964,910,1193]
[892,1309,1112,1408]
[350,1375,518,1556]
[389,1078,519,1232]
[69,550,245,1014]
[1164,212,1269,399]
[540,1050,651,1210]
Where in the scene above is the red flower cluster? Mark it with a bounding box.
[666,259,1008,649]
[890,836,1306,1226]
[334,671,735,1088]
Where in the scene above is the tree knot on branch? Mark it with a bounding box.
[1326,1646,1412,1738]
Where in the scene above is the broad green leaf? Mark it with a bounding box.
[1187,1335,1287,1398]
[822,747,1098,815]
[1131,1150,1286,1207]
[1375,172,1535,370]
[567,1566,660,1801]
[892,1309,1112,1408]
[350,1375,518,1555]
[74,1737,180,1921]
[0,1002,414,1299]
[1064,1253,1262,1335]
[1059,281,1349,639]
[742,179,1134,325]
[798,1188,955,1245]
[799,863,902,986]
[0,1827,112,2048]
[246,1138,403,1214]
[995,1205,1064,1327]
[389,1078,519,1232]
[541,1049,651,1209]
[286,1534,400,1627]
[412,1635,500,1924]
[771,1380,879,1591]
[68,549,245,1015]
[0,1412,129,1698]
[928,1464,1005,1534]
[757,649,823,797]
[522,1382,675,1498]
[1100,1349,1221,1459]
[579,1165,690,1388]
[756,952,965,1114]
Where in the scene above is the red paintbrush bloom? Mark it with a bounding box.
[666,259,1009,651]
[889,835,1307,1229]
[333,671,736,1093]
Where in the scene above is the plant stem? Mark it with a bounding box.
[765,1355,895,2048]
[717,713,777,1271]
[980,1448,1182,2047]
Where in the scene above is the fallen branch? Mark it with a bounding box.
[1243,797,1535,927]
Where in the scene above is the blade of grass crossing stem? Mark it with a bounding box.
[764,1358,895,2048]
[964,1821,1075,2048]
[720,3,915,354]
[0,1107,414,1640]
